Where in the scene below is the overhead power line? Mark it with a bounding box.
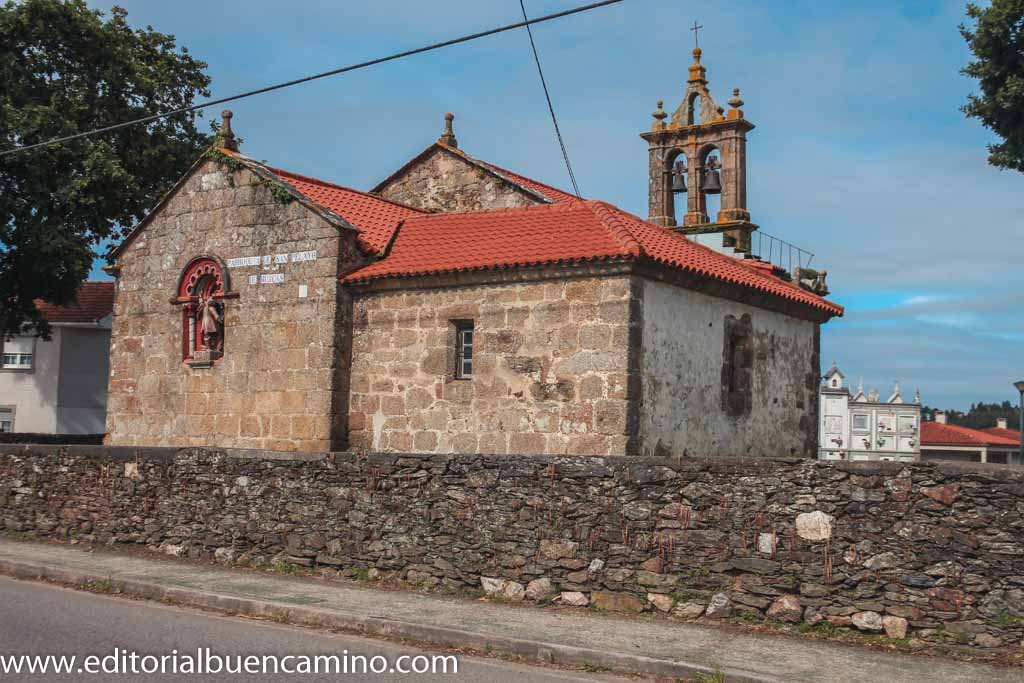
[0,0,625,159]
[519,0,582,198]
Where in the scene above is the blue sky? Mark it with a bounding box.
[88,0,1023,410]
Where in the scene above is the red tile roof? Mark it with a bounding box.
[921,421,1019,448]
[343,200,843,317]
[474,158,579,203]
[265,166,423,254]
[35,281,114,324]
[982,426,1021,442]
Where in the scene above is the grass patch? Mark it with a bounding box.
[670,589,709,604]
[796,620,838,637]
[78,577,119,594]
[695,664,725,683]
[270,561,307,576]
[997,612,1024,627]
[736,610,763,624]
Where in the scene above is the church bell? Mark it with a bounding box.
[701,156,722,195]
[671,160,687,193]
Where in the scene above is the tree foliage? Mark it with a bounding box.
[922,401,1020,429]
[961,0,1024,172]
[0,0,211,337]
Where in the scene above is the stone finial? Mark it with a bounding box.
[688,47,707,84]
[438,112,458,148]
[219,110,238,151]
[651,100,667,130]
[727,88,745,121]
[914,389,921,404]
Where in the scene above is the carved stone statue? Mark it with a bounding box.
[196,295,222,351]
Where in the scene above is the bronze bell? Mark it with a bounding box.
[701,156,722,194]
[671,160,687,193]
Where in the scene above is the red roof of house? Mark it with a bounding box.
[205,151,839,317]
[267,166,423,253]
[342,200,842,316]
[921,421,1020,448]
[982,426,1021,442]
[35,281,114,324]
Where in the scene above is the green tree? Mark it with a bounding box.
[0,0,211,337]
[961,0,1024,172]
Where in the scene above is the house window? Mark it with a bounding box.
[2,336,34,370]
[454,321,474,379]
[0,407,13,433]
[720,313,753,417]
[852,413,869,431]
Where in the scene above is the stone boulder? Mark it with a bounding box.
[795,511,834,542]
[705,593,733,618]
[480,576,507,597]
[525,578,555,601]
[591,591,645,613]
[766,595,802,623]
[674,602,707,619]
[803,607,823,626]
[882,616,908,639]
[560,591,589,607]
[921,484,959,506]
[648,593,674,612]
[864,552,899,570]
[975,633,1002,648]
[851,611,884,631]
[538,539,579,560]
[502,580,526,602]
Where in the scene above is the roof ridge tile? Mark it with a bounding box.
[585,201,643,257]
[268,166,426,214]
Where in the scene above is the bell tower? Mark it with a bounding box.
[641,46,757,254]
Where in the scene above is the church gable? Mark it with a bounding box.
[106,136,365,452]
[372,114,575,212]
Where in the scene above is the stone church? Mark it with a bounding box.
[103,48,842,457]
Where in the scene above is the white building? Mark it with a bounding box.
[0,282,114,435]
[818,363,921,462]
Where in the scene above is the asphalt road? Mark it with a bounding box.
[0,576,632,682]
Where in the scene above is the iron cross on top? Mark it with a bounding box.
[690,21,703,49]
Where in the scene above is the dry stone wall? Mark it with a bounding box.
[349,275,641,456]
[3,445,1024,652]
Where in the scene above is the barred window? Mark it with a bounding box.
[455,322,474,379]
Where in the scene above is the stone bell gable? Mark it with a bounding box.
[642,47,757,255]
[371,113,579,212]
[104,120,370,451]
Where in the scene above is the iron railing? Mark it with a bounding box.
[750,231,814,273]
